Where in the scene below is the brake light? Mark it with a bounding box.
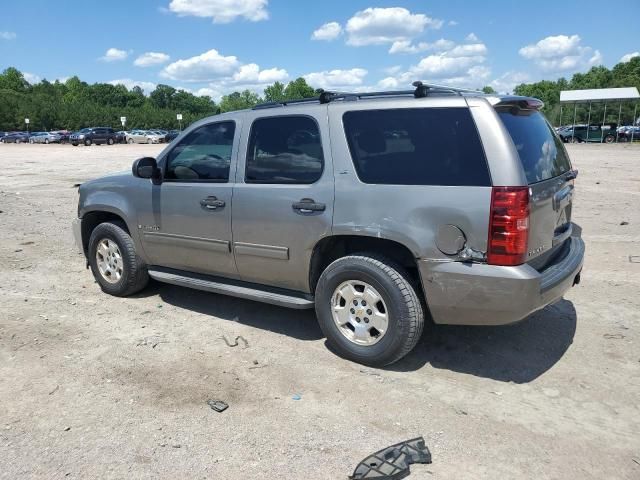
[487,186,530,266]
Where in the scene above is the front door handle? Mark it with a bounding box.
[292,198,325,214]
[200,196,226,210]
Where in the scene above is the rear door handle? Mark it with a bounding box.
[200,196,226,210]
[292,198,325,214]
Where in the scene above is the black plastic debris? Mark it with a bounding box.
[349,437,431,479]
[206,399,229,413]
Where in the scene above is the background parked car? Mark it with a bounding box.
[70,127,117,146]
[125,130,150,144]
[28,132,47,143]
[617,125,640,142]
[165,130,180,142]
[52,130,71,143]
[558,123,618,143]
[146,130,165,143]
[30,132,63,144]
[115,131,128,144]
[1,132,30,143]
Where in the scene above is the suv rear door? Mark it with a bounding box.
[232,109,334,292]
[494,101,575,268]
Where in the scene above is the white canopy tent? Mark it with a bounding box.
[559,87,640,142]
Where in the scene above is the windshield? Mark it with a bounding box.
[497,107,572,184]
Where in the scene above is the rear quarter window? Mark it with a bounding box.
[342,108,490,186]
[496,107,571,184]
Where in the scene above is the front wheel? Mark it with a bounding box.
[84,139,92,146]
[315,254,424,366]
[127,138,134,144]
[604,135,615,144]
[88,222,149,297]
[107,137,114,145]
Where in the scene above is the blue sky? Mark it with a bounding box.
[1,0,638,99]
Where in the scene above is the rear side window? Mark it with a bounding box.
[246,115,324,184]
[496,107,571,184]
[342,108,490,186]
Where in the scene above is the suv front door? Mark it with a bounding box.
[232,111,334,293]
[137,119,240,278]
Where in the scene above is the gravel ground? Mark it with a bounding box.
[0,143,639,479]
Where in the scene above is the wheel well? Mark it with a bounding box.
[80,211,129,255]
[309,235,420,293]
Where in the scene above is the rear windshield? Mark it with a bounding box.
[342,108,490,186]
[497,107,571,184]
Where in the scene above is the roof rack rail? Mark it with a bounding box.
[251,82,483,110]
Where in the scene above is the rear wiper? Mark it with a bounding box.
[349,437,432,479]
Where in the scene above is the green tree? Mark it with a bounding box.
[264,81,286,102]
[283,77,315,99]
[219,90,262,113]
[481,86,496,94]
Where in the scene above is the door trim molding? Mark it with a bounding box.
[234,242,289,260]
[143,231,230,252]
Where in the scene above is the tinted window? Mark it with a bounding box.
[497,108,571,184]
[246,116,323,184]
[164,121,235,182]
[342,108,490,186]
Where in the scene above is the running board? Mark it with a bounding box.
[148,268,314,309]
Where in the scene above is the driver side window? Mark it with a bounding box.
[164,121,235,182]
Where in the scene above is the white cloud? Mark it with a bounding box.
[108,79,157,94]
[620,51,639,63]
[0,31,16,40]
[377,77,400,89]
[100,48,129,62]
[465,33,479,42]
[346,7,442,46]
[389,38,455,55]
[23,72,41,84]
[134,52,170,67]
[519,34,602,72]
[232,63,288,83]
[489,71,531,94]
[447,20,458,26]
[312,21,342,41]
[161,49,240,81]
[168,0,268,23]
[303,68,368,90]
[386,37,490,89]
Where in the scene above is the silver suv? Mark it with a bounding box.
[72,83,584,366]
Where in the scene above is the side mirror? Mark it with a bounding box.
[132,157,162,185]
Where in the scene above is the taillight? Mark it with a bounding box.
[487,186,529,266]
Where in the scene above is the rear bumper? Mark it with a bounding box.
[419,233,585,326]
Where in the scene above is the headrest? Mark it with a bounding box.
[356,129,386,154]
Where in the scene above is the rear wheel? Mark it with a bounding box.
[44,138,49,144]
[604,134,615,144]
[107,137,114,145]
[127,138,134,144]
[315,254,424,366]
[84,138,92,146]
[88,222,149,297]
[570,136,581,143]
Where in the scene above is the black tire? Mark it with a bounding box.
[315,254,424,366]
[604,135,615,144]
[88,221,149,297]
[127,138,134,144]
[84,138,92,146]
[44,138,49,144]
[107,137,114,145]
[72,143,78,146]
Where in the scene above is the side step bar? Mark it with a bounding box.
[148,268,315,310]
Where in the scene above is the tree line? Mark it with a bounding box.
[513,57,640,126]
[1,57,639,132]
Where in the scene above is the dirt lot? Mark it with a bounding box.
[1,142,639,479]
